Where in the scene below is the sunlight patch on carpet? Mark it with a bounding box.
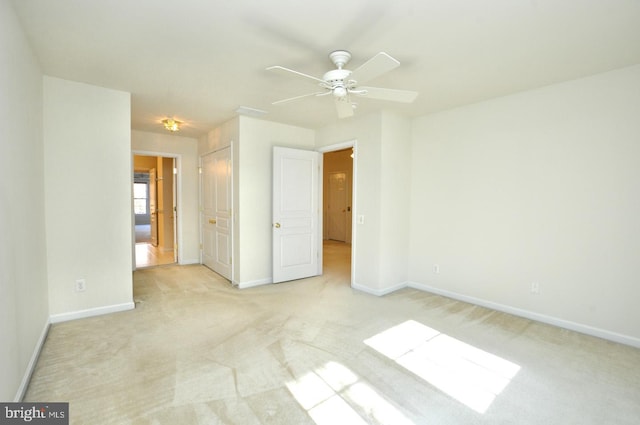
[364,320,521,414]
[286,361,414,425]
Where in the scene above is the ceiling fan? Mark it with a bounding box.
[266,50,418,119]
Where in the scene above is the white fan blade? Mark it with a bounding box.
[266,65,326,85]
[335,97,354,119]
[272,91,328,105]
[358,86,418,103]
[350,52,400,84]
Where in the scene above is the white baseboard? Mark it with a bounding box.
[14,318,50,401]
[49,301,135,324]
[352,281,408,297]
[407,281,640,349]
[237,278,272,289]
[179,259,200,266]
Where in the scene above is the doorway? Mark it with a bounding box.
[321,143,355,285]
[133,154,177,268]
[270,145,353,285]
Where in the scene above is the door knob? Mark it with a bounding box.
[209,218,216,224]
[274,223,281,228]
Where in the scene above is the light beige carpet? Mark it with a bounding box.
[25,242,640,424]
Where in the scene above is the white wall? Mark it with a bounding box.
[199,117,239,154]
[199,116,315,286]
[237,116,315,286]
[317,113,382,291]
[132,130,200,264]
[316,111,412,293]
[44,77,133,319]
[409,65,640,344]
[379,112,412,289]
[0,0,49,401]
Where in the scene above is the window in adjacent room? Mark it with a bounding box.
[133,182,148,214]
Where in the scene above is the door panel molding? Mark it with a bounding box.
[201,147,232,280]
[273,146,322,283]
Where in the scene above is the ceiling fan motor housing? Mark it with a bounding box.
[322,69,352,98]
[323,69,351,82]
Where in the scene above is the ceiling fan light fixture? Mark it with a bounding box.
[162,118,181,132]
[333,86,347,98]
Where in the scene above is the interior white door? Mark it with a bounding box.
[201,148,232,280]
[327,171,347,242]
[273,146,322,283]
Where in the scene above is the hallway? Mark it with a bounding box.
[135,243,175,268]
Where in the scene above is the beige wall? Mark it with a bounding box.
[158,156,175,251]
[133,155,157,171]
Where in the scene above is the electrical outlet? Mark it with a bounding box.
[433,264,440,274]
[530,281,539,294]
[357,215,365,225]
[75,279,86,292]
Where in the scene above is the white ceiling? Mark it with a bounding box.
[11,0,640,138]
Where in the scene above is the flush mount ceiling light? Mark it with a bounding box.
[162,118,182,132]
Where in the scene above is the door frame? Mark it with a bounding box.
[317,140,357,287]
[131,150,182,271]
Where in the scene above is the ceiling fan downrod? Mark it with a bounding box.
[328,50,351,69]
